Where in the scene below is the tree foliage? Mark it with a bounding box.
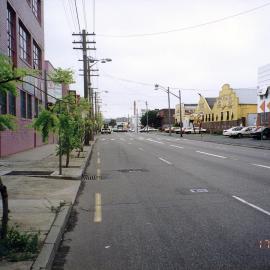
[141,110,161,128]
[48,68,75,85]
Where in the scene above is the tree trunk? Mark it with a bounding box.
[0,177,8,239]
[66,151,70,168]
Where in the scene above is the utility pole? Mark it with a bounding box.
[146,101,149,133]
[179,90,183,137]
[167,87,172,136]
[73,30,96,144]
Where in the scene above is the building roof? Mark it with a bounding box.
[233,88,257,104]
[205,98,216,109]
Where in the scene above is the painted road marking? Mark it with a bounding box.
[252,164,270,170]
[97,152,100,157]
[158,157,172,165]
[97,158,101,165]
[233,196,270,217]
[139,148,144,151]
[170,144,184,149]
[147,139,164,144]
[111,139,115,141]
[196,151,227,159]
[97,168,101,180]
[94,193,102,222]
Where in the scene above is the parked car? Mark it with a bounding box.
[184,127,206,134]
[251,127,270,140]
[101,127,112,134]
[229,126,255,138]
[223,126,242,136]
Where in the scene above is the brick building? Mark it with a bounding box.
[157,109,175,129]
[0,0,56,157]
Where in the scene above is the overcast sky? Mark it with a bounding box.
[44,0,270,118]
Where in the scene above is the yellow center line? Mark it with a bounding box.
[94,193,102,223]
[97,168,101,181]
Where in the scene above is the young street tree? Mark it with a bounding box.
[141,110,161,128]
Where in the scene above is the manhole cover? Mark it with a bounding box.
[116,169,148,173]
[82,175,103,181]
[190,189,208,193]
[5,171,54,176]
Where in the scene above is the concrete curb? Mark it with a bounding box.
[31,139,96,270]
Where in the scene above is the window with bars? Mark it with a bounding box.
[7,4,16,65]
[0,92,7,115]
[20,91,26,118]
[27,94,32,119]
[19,23,31,64]
[33,41,41,70]
[32,0,41,23]
[8,92,16,116]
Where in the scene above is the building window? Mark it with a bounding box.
[33,41,42,70]
[8,92,16,115]
[7,4,16,65]
[34,98,39,117]
[212,114,214,121]
[0,92,7,114]
[231,113,234,120]
[216,115,218,121]
[20,90,26,118]
[221,112,223,121]
[226,111,229,121]
[19,23,31,64]
[27,94,32,119]
[32,0,41,23]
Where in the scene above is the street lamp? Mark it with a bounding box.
[154,84,172,136]
[155,84,183,137]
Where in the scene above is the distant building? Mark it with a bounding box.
[193,84,257,133]
[157,109,175,129]
[257,64,270,127]
[175,103,197,128]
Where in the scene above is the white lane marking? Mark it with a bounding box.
[158,157,172,165]
[111,139,115,141]
[97,152,100,157]
[196,151,227,159]
[101,138,106,141]
[147,139,164,144]
[138,148,144,151]
[170,144,184,149]
[97,168,101,180]
[97,158,101,164]
[94,193,102,222]
[252,163,270,170]
[233,196,270,217]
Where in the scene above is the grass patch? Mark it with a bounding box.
[0,226,40,261]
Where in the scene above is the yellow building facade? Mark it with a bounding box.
[192,84,257,133]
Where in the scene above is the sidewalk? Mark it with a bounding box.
[0,141,95,270]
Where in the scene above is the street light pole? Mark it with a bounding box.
[146,101,149,133]
[179,89,183,137]
[167,87,172,136]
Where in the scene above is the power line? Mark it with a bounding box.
[82,0,88,30]
[61,0,75,35]
[67,0,78,32]
[98,1,270,38]
[74,0,81,33]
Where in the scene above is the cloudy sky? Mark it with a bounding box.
[44,0,270,118]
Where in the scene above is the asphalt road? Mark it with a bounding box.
[53,133,270,270]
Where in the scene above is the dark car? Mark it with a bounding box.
[251,127,270,140]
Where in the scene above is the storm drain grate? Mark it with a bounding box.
[82,175,103,181]
[190,189,208,193]
[116,169,148,173]
[5,171,54,176]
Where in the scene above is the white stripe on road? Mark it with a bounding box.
[111,139,115,141]
[138,148,144,151]
[147,139,164,144]
[196,151,227,159]
[158,157,172,165]
[233,196,270,217]
[170,144,184,149]
[252,163,270,170]
[94,193,102,223]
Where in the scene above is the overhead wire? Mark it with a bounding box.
[82,0,88,30]
[67,0,79,32]
[74,0,82,33]
[97,1,270,38]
